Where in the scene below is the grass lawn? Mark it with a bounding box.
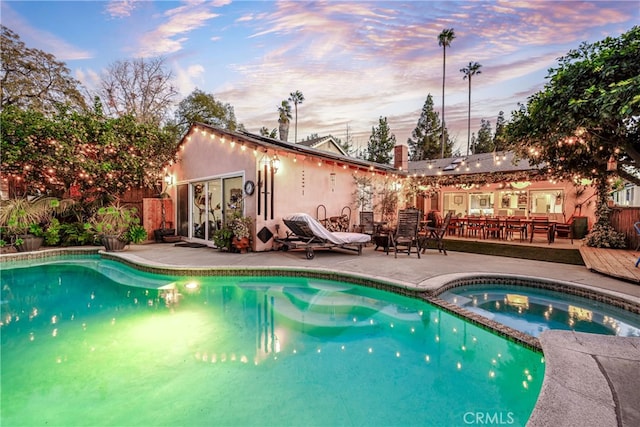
[439,239,585,265]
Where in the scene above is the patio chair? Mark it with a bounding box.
[390,209,421,258]
[484,217,504,240]
[447,216,464,237]
[529,218,554,244]
[420,212,452,255]
[554,218,574,244]
[465,216,484,239]
[358,211,375,235]
[275,213,370,259]
[504,218,526,242]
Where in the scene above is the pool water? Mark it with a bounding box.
[1,258,544,426]
[441,284,640,338]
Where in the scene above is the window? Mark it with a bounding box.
[530,190,563,214]
[497,190,527,216]
[443,192,466,216]
[469,192,494,216]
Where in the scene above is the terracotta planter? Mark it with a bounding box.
[102,235,128,252]
[15,235,44,252]
[232,237,250,254]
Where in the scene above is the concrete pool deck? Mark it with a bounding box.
[3,243,639,426]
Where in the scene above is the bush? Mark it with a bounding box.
[127,225,148,244]
[60,222,95,246]
[44,218,61,246]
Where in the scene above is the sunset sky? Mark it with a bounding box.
[2,1,638,153]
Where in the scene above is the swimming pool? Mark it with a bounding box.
[1,256,544,426]
[440,284,640,338]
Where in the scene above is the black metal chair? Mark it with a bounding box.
[420,212,452,255]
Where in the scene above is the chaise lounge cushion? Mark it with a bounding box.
[286,213,371,245]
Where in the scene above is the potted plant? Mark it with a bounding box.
[0,197,70,252]
[230,215,253,253]
[213,226,233,251]
[212,215,253,253]
[88,204,145,251]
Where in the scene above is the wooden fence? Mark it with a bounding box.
[120,187,158,227]
[610,206,640,250]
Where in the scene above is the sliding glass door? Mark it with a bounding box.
[178,175,244,243]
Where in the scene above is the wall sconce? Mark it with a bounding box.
[164,173,173,186]
[606,155,617,172]
[270,154,281,174]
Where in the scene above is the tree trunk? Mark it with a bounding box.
[279,121,289,142]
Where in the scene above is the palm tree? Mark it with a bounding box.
[277,100,292,142]
[438,28,456,158]
[288,90,305,143]
[259,126,278,138]
[460,61,482,156]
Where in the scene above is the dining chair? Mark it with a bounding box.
[484,217,504,240]
[447,216,464,237]
[465,217,484,239]
[504,218,526,242]
[554,218,574,244]
[529,218,554,244]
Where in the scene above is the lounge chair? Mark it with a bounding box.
[276,213,371,259]
[390,209,421,258]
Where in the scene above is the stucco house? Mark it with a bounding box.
[163,123,404,251]
[161,123,598,251]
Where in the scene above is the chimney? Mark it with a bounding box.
[394,145,408,171]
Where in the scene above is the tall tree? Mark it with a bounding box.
[340,123,355,155]
[438,28,456,159]
[277,100,292,142]
[0,25,87,114]
[460,61,482,156]
[470,119,493,154]
[366,117,396,164]
[506,26,639,247]
[506,26,640,185]
[99,57,177,125]
[288,90,304,143]
[407,94,444,160]
[173,88,238,136]
[493,111,507,151]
